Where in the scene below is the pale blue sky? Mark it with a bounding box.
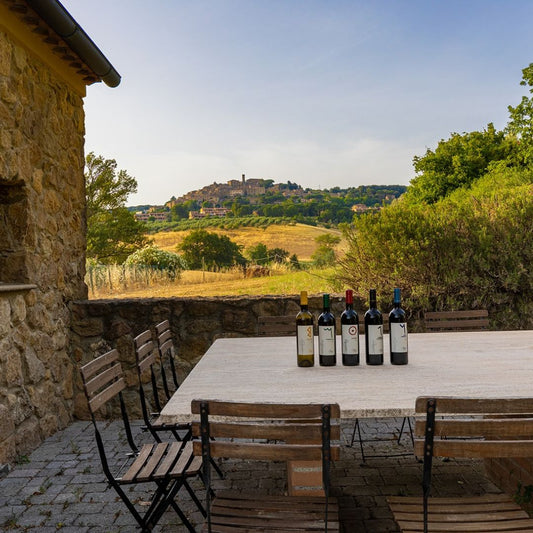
[62,0,533,205]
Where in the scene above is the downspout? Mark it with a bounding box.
[26,0,121,88]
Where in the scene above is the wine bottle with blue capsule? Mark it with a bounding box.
[389,288,408,365]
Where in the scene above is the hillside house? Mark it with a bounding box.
[0,0,119,464]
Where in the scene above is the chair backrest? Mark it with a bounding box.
[155,319,180,396]
[191,400,340,531]
[134,329,164,415]
[424,310,489,331]
[414,396,533,460]
[257,315,296,336]
[80,349,138,467]
[80,349,126,417]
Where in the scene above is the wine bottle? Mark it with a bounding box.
[296,290,314,367]
[318,293,336,366]
[341,289,359,366]
[389,288,408,365]
[364,288,383,365]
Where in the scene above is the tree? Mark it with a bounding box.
[406,124,516,204]
[178,229,245,269]
[311,234,341,267]
[506,62,533,167]
[247,243,269,265]
[85,152,149,263]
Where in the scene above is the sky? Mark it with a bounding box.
[62,0,533,206]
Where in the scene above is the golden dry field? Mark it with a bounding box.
[88,224,344,299]
[151,223,343,261]
[88,266,340,299]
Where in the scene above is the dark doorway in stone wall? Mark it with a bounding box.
[0,178,29,283]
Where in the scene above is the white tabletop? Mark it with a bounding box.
[158,330,533,422]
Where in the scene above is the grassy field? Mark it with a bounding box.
[88,266,340,299]
[88,223,344,299]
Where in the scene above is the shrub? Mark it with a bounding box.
[125,246,186,280]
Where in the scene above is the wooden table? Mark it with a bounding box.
[159,330,533,496]
[159,330,533,423]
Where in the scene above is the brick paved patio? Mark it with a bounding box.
[0,418,501,532]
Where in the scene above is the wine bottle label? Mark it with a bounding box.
[367,325,383,354]
[318,326,336,355]
[297,325,314,355]
[390,322,408,352]
[341,324,359,355]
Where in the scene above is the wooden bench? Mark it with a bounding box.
[191,400,341,532]
[388,396,533,532]
[424,309,489,331]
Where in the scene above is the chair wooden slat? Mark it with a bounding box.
[83,362,123,397]
[415,417,533,438]
[415,396,533,415]
[192,421,340,442]
[191,400,340,419]
[87,377,126,414]
[80,349,120,381]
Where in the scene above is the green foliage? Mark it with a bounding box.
[125,246,186,280]
[338,167,533,319]
[247,242,269,265]
[506,62,533,167]
[246,243,290,265]
[406,123,516,204]
[311,233,341,267]
[178,229,245,270]
[87,208,150,264]
[85,153,149,263]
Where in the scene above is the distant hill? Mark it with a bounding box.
[131,177,407,226]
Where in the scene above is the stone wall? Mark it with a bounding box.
[0,28,87,464]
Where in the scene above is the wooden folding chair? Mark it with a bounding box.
[388,396,533,532]
[134,329,192,443]
[80,349,205,533]
[192,400,341,532]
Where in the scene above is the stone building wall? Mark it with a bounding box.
[0,27,87,464]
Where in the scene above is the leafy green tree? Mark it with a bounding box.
[406,124,515,204]
[247,243,269,265]
[289,253,301,270]
[311,234,341,267]
[506,62,533,167]
[178,229,245,269]
[269,247,290,264]
[85,152,149,263]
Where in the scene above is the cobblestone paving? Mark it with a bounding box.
[0,418,500,532]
